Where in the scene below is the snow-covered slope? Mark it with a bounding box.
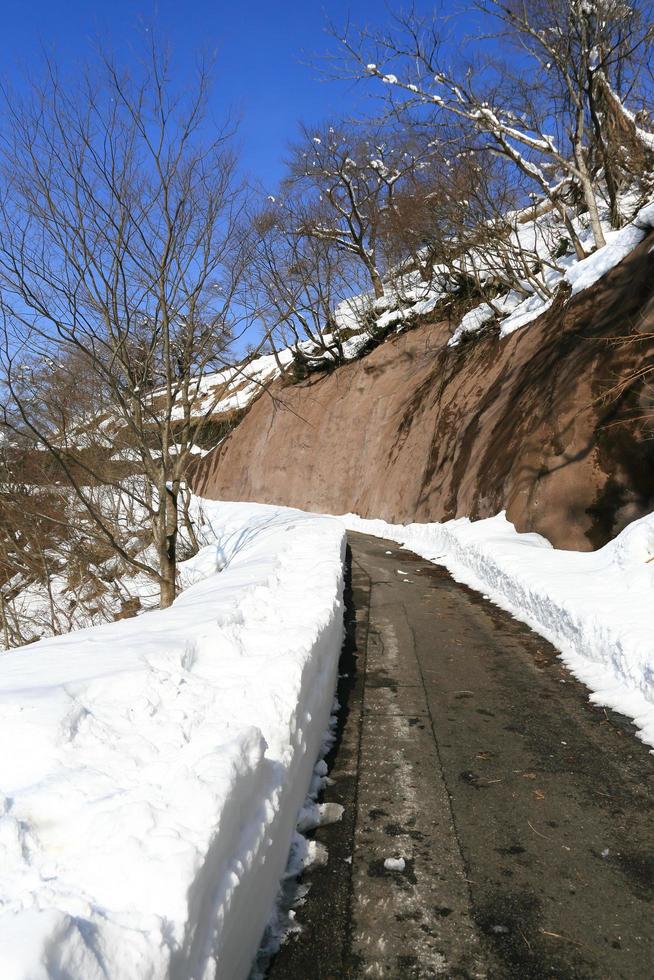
[168,352,296,423]
[341,510,654,749]
[0,501,345,980]
[449,198,654,344]
[336,195,654,348]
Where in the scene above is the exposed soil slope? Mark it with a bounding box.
[193,233,654,550]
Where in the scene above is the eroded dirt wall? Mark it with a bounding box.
[193,234,654,550]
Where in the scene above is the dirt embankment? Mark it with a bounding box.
[193,234,654,550]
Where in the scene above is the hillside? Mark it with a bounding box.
[3,7,654,977]
[192,229,654,552]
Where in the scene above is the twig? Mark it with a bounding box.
[527,820,554,842]
[540,929,586,949]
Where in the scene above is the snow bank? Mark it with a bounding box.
[0,501,346,980]
[340,511,654,748]
[168,351,295,423]
[450,196,654,345]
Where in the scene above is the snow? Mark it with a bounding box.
[167,350,295,424]
[339,332,371,360]
[0,501,346,980]
[337,510,654,750]
[497,214,649,337]
[564,221,647,296]
[450,196,654,345]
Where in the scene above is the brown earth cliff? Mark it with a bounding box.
[193,233,654,550]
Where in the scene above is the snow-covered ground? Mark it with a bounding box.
[0,501,346,980]
[340,510,654,750]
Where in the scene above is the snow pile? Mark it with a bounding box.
[168,350,296,423]
[340,510,654,748]
[449,197,654,345]
[0,501,346,980]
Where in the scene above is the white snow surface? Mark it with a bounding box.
[340,510,654,749]
[0,501,346,980]
[449,196,654,345]
[168,351,296,424]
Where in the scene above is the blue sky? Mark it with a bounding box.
[0,0,454,190]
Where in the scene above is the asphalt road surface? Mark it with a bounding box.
[266,531,654,979]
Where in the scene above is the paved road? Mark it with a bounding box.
[267,532,654,979]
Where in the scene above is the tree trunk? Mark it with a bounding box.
[156,484,179,609]
[159,563,176,609]
[554,202,588,261]
[588,79,622,229]
[157,527,177,609]
[370,267,385,300]
[0,592,10,649]
[575,152,606,250]
[181,483,200,556]
[360,245,385,300]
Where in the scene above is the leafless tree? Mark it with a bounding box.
[0,42,250,608]
[248,196,380,374]
[378,145,568,335]
[479,0,654,227]
[336,0,654,255]
[285,121,437,299]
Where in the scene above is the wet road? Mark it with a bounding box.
[267,532,654,979]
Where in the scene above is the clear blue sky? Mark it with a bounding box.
[0,0,456,191]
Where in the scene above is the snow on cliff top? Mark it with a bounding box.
[449,197,654,344]
[164,194,654,431]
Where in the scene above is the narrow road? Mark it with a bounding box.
[267,532,654,979]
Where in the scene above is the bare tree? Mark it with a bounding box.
[249,198,374,373]
[251,209,340,369]
[336,0,654,255]
[0,42,250,608]
[285,121,436,299]
[479,0,654,227]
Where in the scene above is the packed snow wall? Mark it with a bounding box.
[193,231,654,551]
[0,502,346,980]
